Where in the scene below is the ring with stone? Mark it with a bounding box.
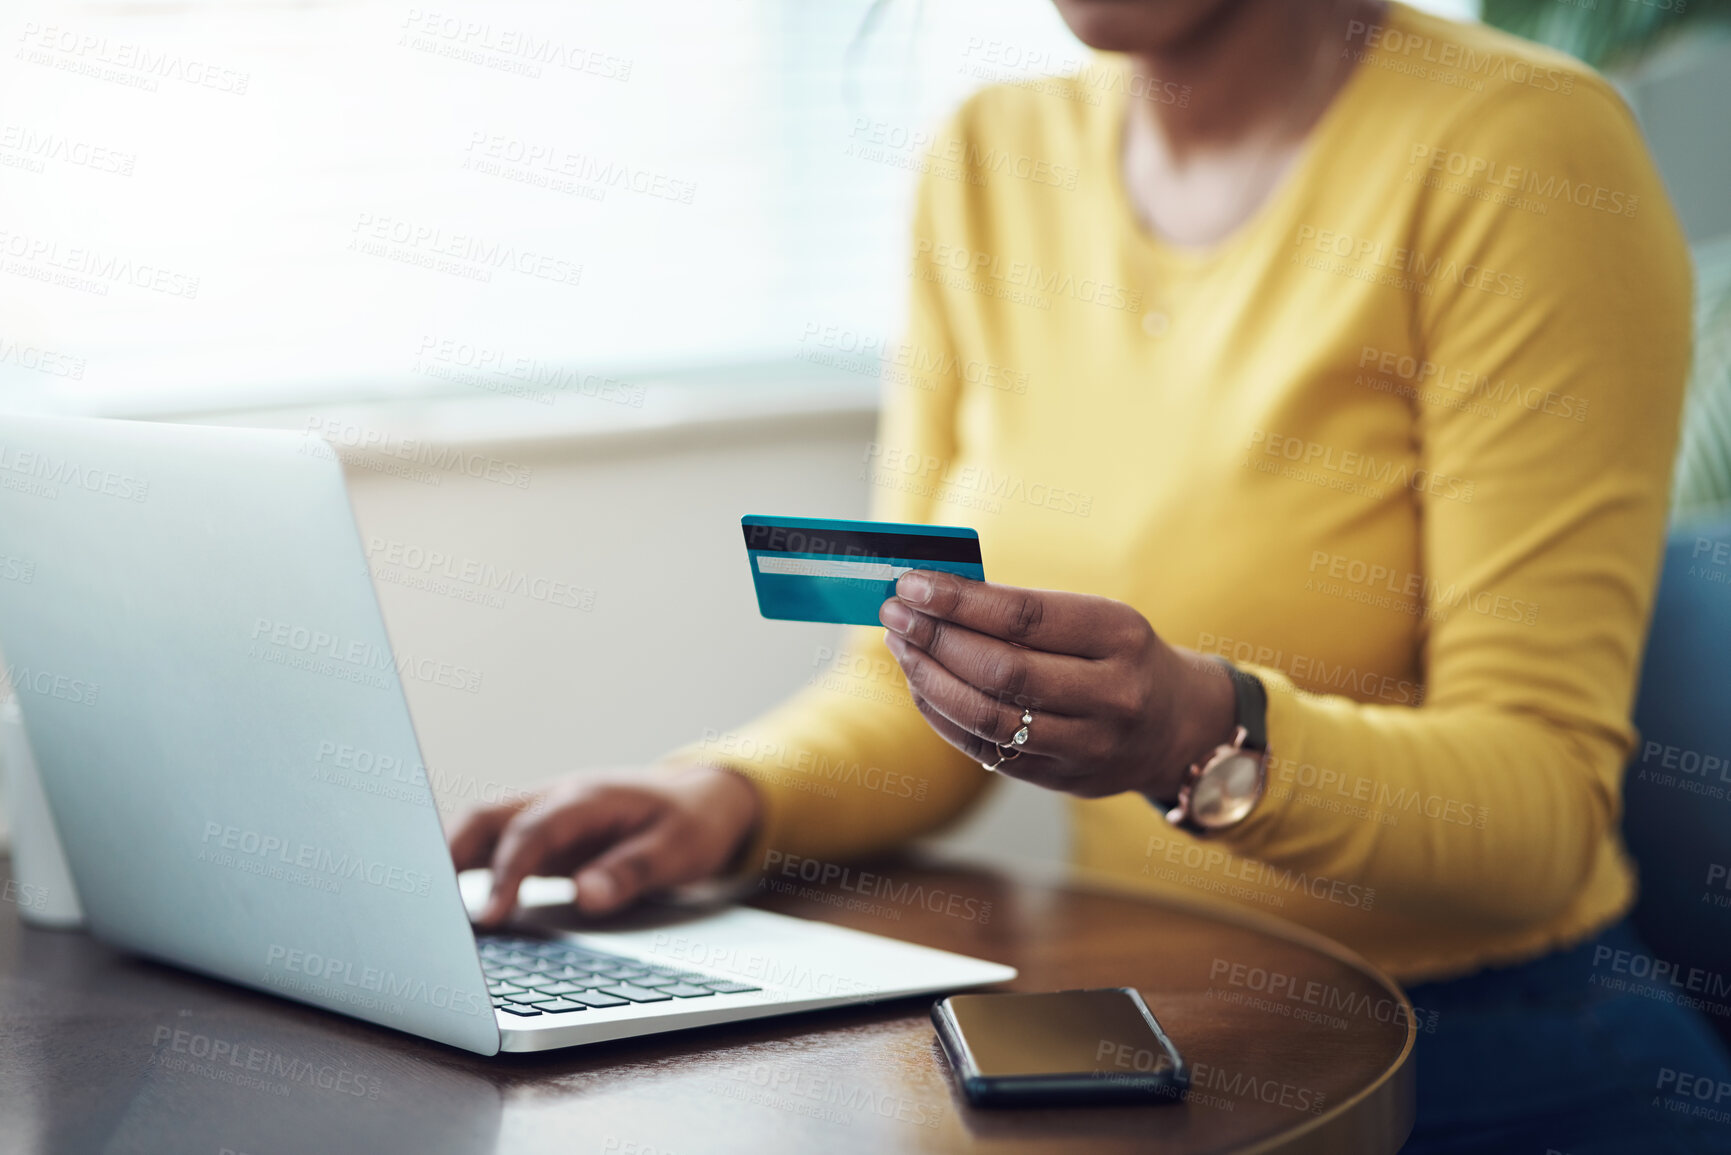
[981,709,1033,772]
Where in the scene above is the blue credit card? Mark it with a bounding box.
[742,514,984,625]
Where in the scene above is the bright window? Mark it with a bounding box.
[0,0,1477,418]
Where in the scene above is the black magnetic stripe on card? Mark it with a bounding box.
[743,524,981,564]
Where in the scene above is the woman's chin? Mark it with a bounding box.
[1050,0,1244,55]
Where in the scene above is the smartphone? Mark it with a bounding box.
[931,988,1189,1107]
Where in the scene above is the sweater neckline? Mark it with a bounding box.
[1096,2,1401,276]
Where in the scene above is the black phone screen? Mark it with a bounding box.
[942,989,1178,1078]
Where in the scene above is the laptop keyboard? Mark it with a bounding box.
[478,935,761,1018]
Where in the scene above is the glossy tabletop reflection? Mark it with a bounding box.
[0,856,1414,1154]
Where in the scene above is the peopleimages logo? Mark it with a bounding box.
[697,728,926,800]
[3,662,99,707]
[365,536,598,611]
[263,945,486,1016]
[1356,344,1588,423]
[1305,550,1539,627]
[413,335,646,410]
[1250,430,1475,503]
[245,617,484,695]
[16,21,252,94]
[1208,958,1439,1033]
[797,322,1029,395]
[200,821,433,895]
[1633,739,1731,803]
[0,125,136,177]
[1655,1067,1731,1126]
[0,333,87,379]
[1406,144,1638,219]
[1267,754,1488,830]
[397,10,633,82]
[0,228,200,298]
[309,739,549,814]
[649,932,873,998]
[2,878,50,912]
[464,131,694,204]
[1143,833,1376,911]
[1292,225,1525,299]
[0,441,148,501]
[861,443,1094,517]
[1094,1042,1328,1115]
[912,239,1142,313]
[150,1025,382,1100]
[760,850,991,924]
[347,212,583,289]
[1345,19,1576,95]
[1591,945,1731,1021]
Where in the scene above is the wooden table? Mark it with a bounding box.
[0,856,1414,1154]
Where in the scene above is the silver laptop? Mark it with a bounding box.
[0,414,1014,1056]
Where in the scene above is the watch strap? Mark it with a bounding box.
[1212,657,1268,752]
[1147,658,1270,822]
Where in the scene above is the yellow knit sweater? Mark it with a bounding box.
[674,4,1692,982]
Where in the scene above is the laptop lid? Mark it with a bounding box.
[0,415,498,1055]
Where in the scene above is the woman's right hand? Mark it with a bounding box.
[448,764,761,925]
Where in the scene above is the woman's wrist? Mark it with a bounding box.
[1147,649,1239,802]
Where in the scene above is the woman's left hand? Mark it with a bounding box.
[878,570,1236,800]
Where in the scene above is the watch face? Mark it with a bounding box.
[1190,749,1266,829]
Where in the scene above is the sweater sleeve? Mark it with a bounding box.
[1217,79,1692,930]
[660,124,994,868]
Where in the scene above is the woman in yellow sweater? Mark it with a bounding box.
[453,1,1731,1147]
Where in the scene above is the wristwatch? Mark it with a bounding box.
[1156,658,1269,834]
